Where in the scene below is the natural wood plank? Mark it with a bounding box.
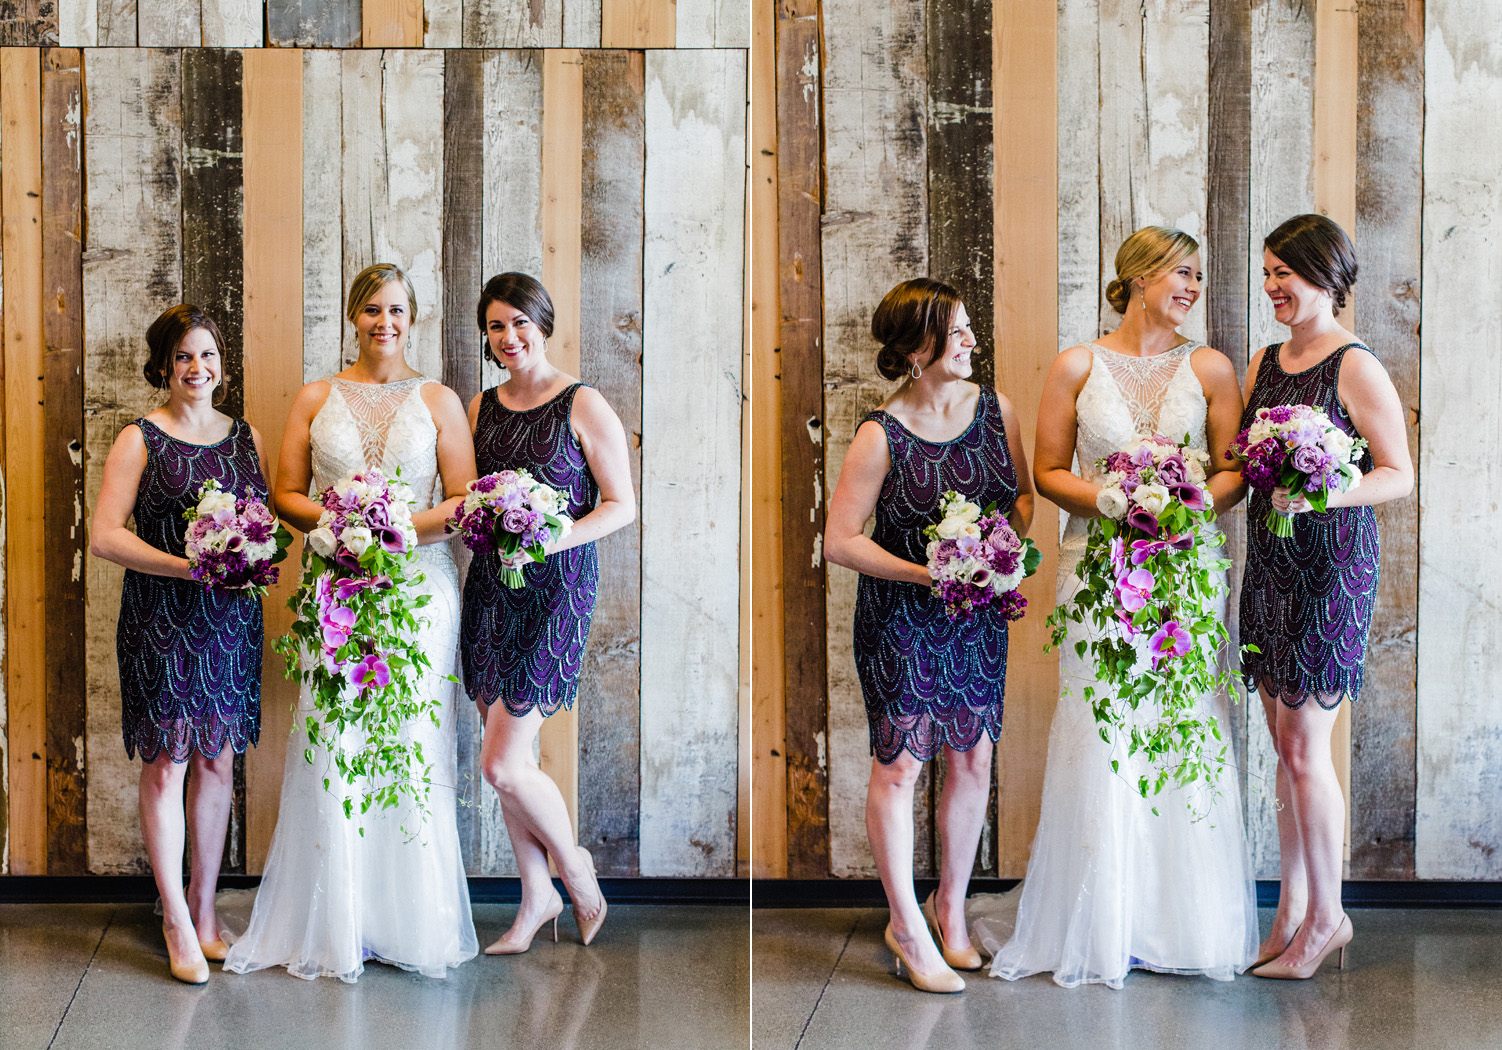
[302,50,342,384]
[242,48,303,875]
[268,0,360,46]
[994,0,1059,878]
[202,0,263,45]
[1417,0,1502,878]
[465,0,563,46]
[576,49,644,877]
[640,48,744,876]
[57,0,96,45]
[97,0,134,46]
[0,56,8,870]
[678,0,747,47]
[82,47,182,874]
[538,48,584,840]
[426,0,463,46]
[752,0,787,879]
[137,0,200,46]
[3,48,47,875]
[562,0,601,47]
[601,0,673,48]
[1055,0,1098,348]
[1351,0,1421,881]
[42,46,87,875]
[363,0,423,46]
[0,0,57,44]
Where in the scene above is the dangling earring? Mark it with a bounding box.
[910,360,922,379]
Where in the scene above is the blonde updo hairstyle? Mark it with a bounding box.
[345,263,420,326]
[1104,226,1199,315]
[872,277,962,381]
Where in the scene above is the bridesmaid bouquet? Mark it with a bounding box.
[447,469,574,588]
[1047,436,1238,808]
[182,479,292,597]
[278,470,441,824]
[1228,403,1366,537]
[922,490,1040,621]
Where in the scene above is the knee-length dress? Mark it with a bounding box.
[117,417,265,763]
[852,384,1018,764]
[460,382,600,716]
[1240,342,1381,708]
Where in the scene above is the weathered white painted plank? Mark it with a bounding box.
[83,48,183,873]
[303,49,343,383]
[341,50,384,372]
[57,0,97,46]
[137,0,199,46]
[1057,0,1100,343]
[96,0,136,45]
[677,0,748,48]
[202,0,263,45]
[821,0,928,877]
[562,0,600,47]
[425,0,463,46]
[639,48,745,876]
[1416,4,1502,879]
[465,0,563,46]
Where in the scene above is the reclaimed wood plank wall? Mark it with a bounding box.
[757,0,1502,882]
[0,45,747,880]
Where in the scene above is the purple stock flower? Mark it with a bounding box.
[1148,620,1193,668]
[1267,405,1295,424]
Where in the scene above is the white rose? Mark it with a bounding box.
[935,516,965,540]
[197,488,237,518]
[1185,457,1207,483]
[307,527,337,558]
[1203,489,1215,510]
[1326,428,1354,460]
[1096,486,1129,519]
[959,522,982,540]
[1247,421,1274,446]
[341,526,373,558]
[925,539,941,561]
[955,501,982,524]
[1135,484,1171,516]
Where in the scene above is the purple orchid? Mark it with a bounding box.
[1148,620,1192,668]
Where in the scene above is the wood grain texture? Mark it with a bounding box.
[994,0,1060,878]
[97,0,135,46]
[268,0,361,46]
[0,48,7,870]
[81,47,182,874]
[57,0,96,46]
[601,0,674,47]
[821,0,928,877]
[426,0,463,46]
[363,0,423,46]
[202,0,264,46]
[678,0,748,47]
[563,0,601,47]
[137,0,199,46]
[242,48,303,875]
[576,48,644,877]
[1417,0,1502,879]
[775,0,826,878]
[465,0,563,46]
[639,48,744,876]
[1056,0,1099,347]
[302,50,342,384]
[41,46,87,875]
[3,48,47,874]
[0,0,58,44]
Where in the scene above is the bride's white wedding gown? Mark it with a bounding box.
[973,342,1257,989]
[225,376,478,982]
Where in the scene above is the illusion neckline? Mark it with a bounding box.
[329,374,428,387]
[1086,339,1199,360]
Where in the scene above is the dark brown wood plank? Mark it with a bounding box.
[42,46,85,874]
[181,47,247,871]
[0,1,57,45]
[1352,0,1422,880]
[442,49,485,409]
[268,0,362,46]
[776,0,829,877]
[577,50,644,877]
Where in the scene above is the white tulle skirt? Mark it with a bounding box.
[225,553,478,982]
[972,538,1257,989]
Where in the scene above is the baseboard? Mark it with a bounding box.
[0,875,749,906]
[752,878,1502,909]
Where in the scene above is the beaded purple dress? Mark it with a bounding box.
[853,385,1018,763]
[461,383,599,716]
[1240,342,1381,708]
[117,418,265,762]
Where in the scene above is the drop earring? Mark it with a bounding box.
[910,360,922,379]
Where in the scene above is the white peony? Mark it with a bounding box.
[1185,456,1207,483]
[1096,486,1129,519]
[1326,428,1355,460]
[954,500,982,524]
[1134,483,1171,516]
[197,488,237,518]
[307,527,337,558]
[959,522,982,540]
[341,526,373,558]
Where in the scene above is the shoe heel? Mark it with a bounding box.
[551,916,559,943]
[1338,944,1346,970]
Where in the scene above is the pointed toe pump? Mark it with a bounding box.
[922,891,983,971]
[485,890,564,955]
[884,924,965,994]
[1251,915,1352,980]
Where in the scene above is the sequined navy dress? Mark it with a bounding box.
[1241,342,1381,708]
[853,385,1018,763]
[461,383,600,716]
[117,417,265,762]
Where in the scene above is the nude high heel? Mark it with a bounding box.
[1253,925,1298,970]
[1251,915,1352,979]
[922,891,983,971]
[163,924,209,985]
[197,937,229,963]
[485,889,564,955]
[884,924,965,994]
[572,846,607,946]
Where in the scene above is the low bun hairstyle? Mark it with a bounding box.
[143,304,226,390]
[1265,213,1358,314]
[871,277,962,381]
[1104,226,1200,314]
[477,272,555,367]
[345,263,419,326]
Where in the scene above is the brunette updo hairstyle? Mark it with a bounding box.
[477,272,555,367]
[871,277,962,381]
[143,304,227,390]
[1264,213,1358,314]
[1104,226,1199,314]
[345,262,419,326]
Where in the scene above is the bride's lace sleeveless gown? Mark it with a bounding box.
[976,343,1256,989]
[225,377,477,982]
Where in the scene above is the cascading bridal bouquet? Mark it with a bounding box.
[182,479,292,596]
[447,469,573,588]
[1228,403,1366,538]
[277,469,439,824]
[923,490,1041,621]
[1046,435,1239,808]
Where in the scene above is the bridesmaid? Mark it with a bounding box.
[460,273,635,954]
[825,278,1034,994]
[1242,214,1413,979]
[90,305,270,984]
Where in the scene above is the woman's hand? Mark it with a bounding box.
[1270,485,1313,515]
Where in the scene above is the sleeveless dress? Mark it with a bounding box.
[1240,342,1381,708]
[117,418,265,762]
[460,383,599,716]
[975,342,1256,989]
[852,384,1018,764]
[225,376,477,982]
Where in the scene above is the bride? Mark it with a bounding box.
[225,263,479,981]
[977,227,1257,988]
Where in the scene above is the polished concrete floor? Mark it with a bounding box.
[754,907,1502,1050]
[1,898,748,1050]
